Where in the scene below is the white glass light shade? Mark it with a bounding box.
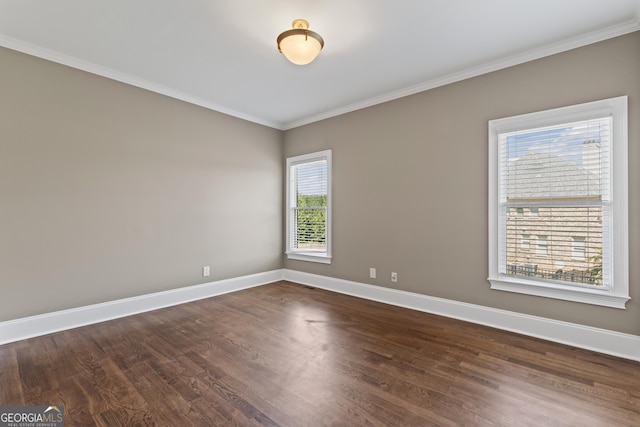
[277,20,324,65]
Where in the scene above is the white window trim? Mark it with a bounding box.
[488,96,629,309]
[286,150,332,264]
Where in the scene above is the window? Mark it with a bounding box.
[488,97,629,308]
[521,234,530,250]
[571,237,586,260]
[286,150,332,263]
[535,235,549,255]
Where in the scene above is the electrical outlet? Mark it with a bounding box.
[391,272,397,282]
[203,266,210,277]
[369,268,376,279]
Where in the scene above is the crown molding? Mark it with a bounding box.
[282,19,640,130]
[1,17,638,132]
[0,34,282,130]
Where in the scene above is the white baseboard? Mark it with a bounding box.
[283,269,640,362]
[0,270,283,345]
[3,269,638,362]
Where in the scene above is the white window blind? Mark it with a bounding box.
[498,117,610,287]
[286,150,332,263]
[290,159,327,251]
[488,96,629,308]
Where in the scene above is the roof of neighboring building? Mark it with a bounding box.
[507,152,601,200]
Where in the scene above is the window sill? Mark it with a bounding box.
[286,252,332,264]
[488,276,629,309]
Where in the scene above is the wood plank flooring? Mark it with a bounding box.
[1,281,639,426]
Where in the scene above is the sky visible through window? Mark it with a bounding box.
[505,117,608,167]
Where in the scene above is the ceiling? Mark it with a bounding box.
[1,1,639,130]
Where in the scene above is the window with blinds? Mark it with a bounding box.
[499,117,609,288]
[286,150,332,263]
[488,97,629,308]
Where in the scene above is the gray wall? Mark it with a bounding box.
[2,32,638,336]
[283,32,640,335]
[0,47,283,321]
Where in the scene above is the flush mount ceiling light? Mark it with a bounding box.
[277,19,324,65]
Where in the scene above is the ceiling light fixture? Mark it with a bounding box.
[277,19,324,65]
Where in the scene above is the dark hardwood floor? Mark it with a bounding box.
[1,281,639,426]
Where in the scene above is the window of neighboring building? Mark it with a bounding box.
[488,96,629,308]
[521,234,530,250]
[571,236,586,260]
[286,150,332,264]
[535,235,549,255]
